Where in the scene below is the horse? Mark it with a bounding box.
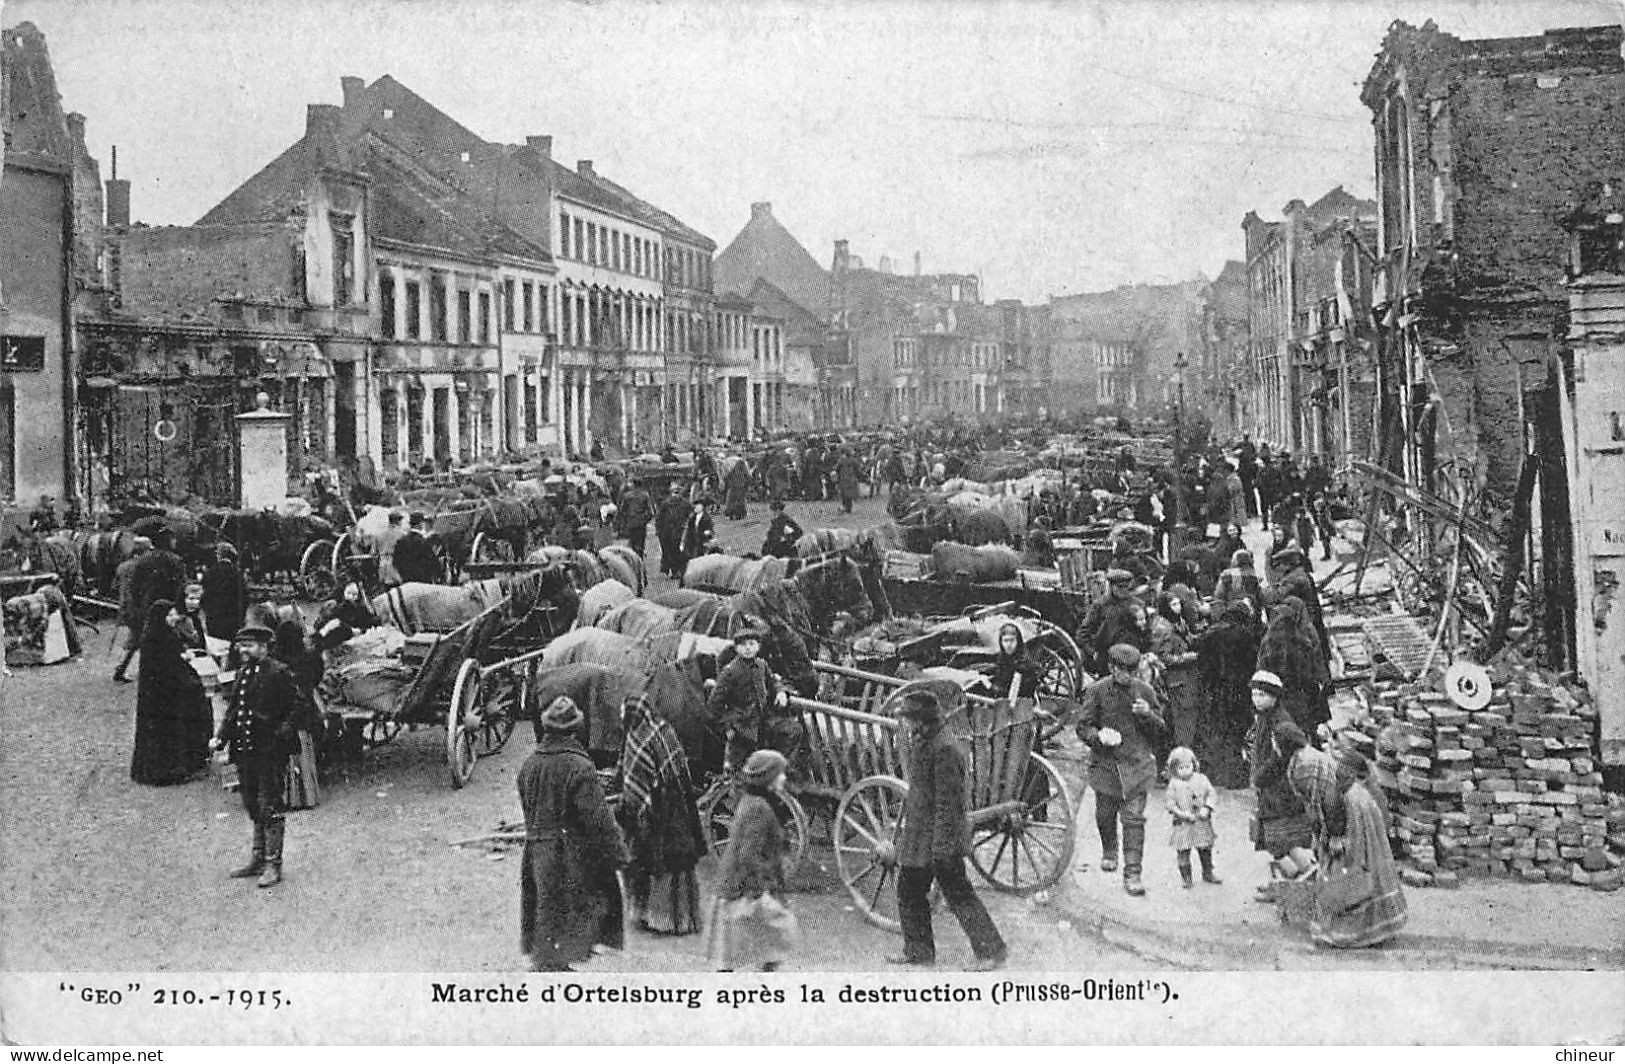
[596,543,646,595]
[575,578,635,629]
[680,553,789,592]
[73,528,137,599]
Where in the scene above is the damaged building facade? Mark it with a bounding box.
[1361,21,1625,680]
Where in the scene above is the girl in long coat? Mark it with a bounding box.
[706,749,796,972]
[519,697,629,972]
[130,599,212,785]
[1309,748,1407,948]
[616,694,705,936]
[1248,679,1313,894]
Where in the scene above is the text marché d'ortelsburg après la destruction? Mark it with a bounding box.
[429,978,1178,1009]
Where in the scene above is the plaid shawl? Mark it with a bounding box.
[619,695,693,823]
[1288,746,1346,847]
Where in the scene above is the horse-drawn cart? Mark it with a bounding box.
[786,667,1076,932]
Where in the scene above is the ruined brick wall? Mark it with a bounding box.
[119,224,300,318]
[1451,71,1625,306]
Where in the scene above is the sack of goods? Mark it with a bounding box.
[930,542,1020,584]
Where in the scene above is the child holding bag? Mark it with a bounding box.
[705,749,798,972]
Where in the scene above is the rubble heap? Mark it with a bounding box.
[1343,662,1625,891]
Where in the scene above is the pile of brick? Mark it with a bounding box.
[1344,661,1625,891]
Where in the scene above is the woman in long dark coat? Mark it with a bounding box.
[199,544,248,642]
[519,697,629,972]
[130,599,212,785]
[1256,596,1331,738]
[1193,602,1261,789]
[616,694,705,936]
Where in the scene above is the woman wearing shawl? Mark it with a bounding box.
[617,694,705,936]
[1193,601,1261,788]
[987,622,1043,702]
[130,599,212,785]
[1309,746,1407,948]
[1212,548,1264,616]
[1256,596,1332,738]
[1149,593,1200,751]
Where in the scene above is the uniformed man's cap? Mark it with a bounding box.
[1108,643,1142,669]
[234,624,274,644]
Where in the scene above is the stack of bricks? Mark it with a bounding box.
[1345,662,1623,891]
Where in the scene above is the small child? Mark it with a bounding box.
[1165,746,1221,888]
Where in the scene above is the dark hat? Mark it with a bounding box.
[1105,568,1134,584]
[1272,546,1305,567]
[897,688,943,721]
[741,748,788,788]
[1107,643,1141,669]
[538,696,584,733]
[234,624,275,644]
[1249,669,1284,696]
[732,626,767,644]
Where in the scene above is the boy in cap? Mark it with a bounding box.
[211,624,319,888]
[891,688,1008,971]
[709,627,797,771]
[1076,643,1167,896]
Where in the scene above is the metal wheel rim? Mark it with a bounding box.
[446,660,480,788]
[474,670,518,757]
[969,752,1076,894]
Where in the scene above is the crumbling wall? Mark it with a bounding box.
[119,223,300,319]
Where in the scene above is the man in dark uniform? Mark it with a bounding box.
[392,514,441,585]
[655,482,691,578]
[1076,644,1166,896]
[616,481,654,558]
[761,498,803,559]
[708,628,797,770]
[889,688,1008,971]
[212,624,318,888]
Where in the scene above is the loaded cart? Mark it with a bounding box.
[785,666,1075,932]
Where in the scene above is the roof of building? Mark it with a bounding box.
[575,166,713,249]
[365,140,546,262]
[2,21,74,164]
[714,202,830,318]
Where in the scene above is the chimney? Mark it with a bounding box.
[306,103,342,141]
[751,201,772,219]
[834,240,850,273]
[577,160,595,179]
[526,135,552,160]
[65,112,86,146]
[106,159,131,232]
[340,76,364,111]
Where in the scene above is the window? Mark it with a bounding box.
[405,280,421,339]
[332,214,355,306]
[478,291,491,344]
[559,213,572,258]
[572,218,584,262]
[430,278,447,342]
[562,294,573,344]
[522,282,534,332]
[612,230,622,272]
[458,289,472,343]
[537,286,548,336]
[503,279,516,332]
[380,273,397,339]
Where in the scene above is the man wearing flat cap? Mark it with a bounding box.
[891,688,1008,970]
[1076,643,1167,896]
[519,696,628,972]
[1076,568,1144,674]
[709,628,799,770]
[212,624,320,888]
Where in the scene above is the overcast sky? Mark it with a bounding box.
[9,0,1620,303]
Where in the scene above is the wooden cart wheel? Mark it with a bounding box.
[446,658,482,788]
[298,539,337,600]
[699,777,809,871]
[969,752,1076,894]
[330,534,351,582]
[834,774,909,932]
[473,667,519,757]
[1033,643,1078,700]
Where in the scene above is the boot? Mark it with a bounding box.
[230,825,266,879]
[1123,871,1146,897]
[257,822,283,888]
[1199,848,1222,884]
[1177,853,1193,889]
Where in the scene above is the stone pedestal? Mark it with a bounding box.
[237,402,290,510]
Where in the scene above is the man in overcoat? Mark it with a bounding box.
[890,688,1008,971]
[1270,546,1330,660]
[655,482,691,578]
[1077,643,1167,896]
[391,514,442,585]
[518,697,628,972]
[835,448,861,514]
[213,624,319,888]
[616,481,654,558]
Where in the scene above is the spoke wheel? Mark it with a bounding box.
[834,775,909,932]
[298,539,337,600]
[1033,643,1078,700]
[446,658,482,788]
[474,667,519,757]
[969,753,1076,894]
[700,777,809,872]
